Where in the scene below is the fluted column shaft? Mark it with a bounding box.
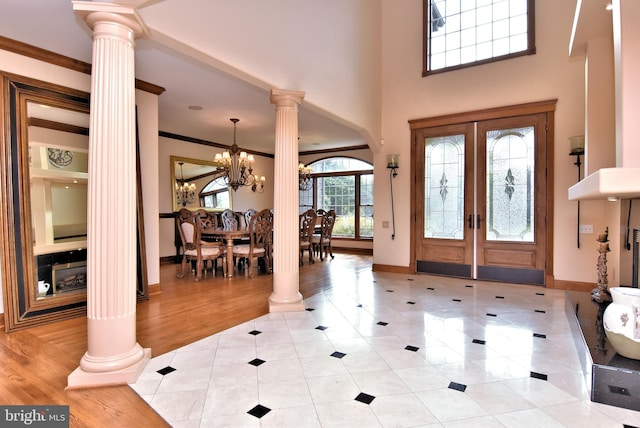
[269,89,305,312]
[68,2,150,387]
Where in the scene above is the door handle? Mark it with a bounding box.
[477,214,481,229]
[468,214,473,229]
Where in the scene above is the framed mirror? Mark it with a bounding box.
[0,72,148,332]
[170,155,232,212]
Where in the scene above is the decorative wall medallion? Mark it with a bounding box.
[47,148,73,168]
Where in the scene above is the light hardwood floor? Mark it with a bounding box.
[0,252,372,427]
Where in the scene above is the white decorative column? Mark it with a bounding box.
[68,2,151,388]
[269,89,306,312]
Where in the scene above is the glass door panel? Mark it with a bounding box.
[424,134,466,240]
[485,126,535,242]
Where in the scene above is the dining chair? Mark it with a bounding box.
[244,209,257,230]
[311,209,336,261]
[221,208,239,231]
[230,208,273,278]
[299,208,317,265]
[176,208,225,281]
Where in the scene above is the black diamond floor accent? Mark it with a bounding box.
[248,358,266,367]
[486,313,497,317]
[156,366,176,376]
[316,325,328,331]
[406,301,416,305]
[405,345,419,352]
[496,296,505,299]
[331,351,346,359]
[452,298,461,302]
[535,309,546,314]
[448,381,467,392]
[357,304,363,308]
[386,289,394,292]
[623,424,640,428]
[247,404,271,418]
[306,308,315,312]
[530,371,548,381]
[407,278,414,281]
[427,287,435,290]
[472,339,486,345]
[377,321,388,326]
[533,333,547,339]
[355,392,376,405]
[465,284,473,288]
[536,292,545,296]
[248,330,262,336]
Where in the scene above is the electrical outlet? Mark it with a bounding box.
[579,224,593,234]
[382,221,390,229]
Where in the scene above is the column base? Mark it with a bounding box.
[66,348,151,389]
[268,294,305,313]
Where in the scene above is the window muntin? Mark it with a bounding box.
[299,157,373,240]
[424,0,535,75]
[200,180,229,209]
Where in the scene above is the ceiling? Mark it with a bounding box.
[0,0,368,155]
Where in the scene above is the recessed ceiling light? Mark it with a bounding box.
[606,3,613,11]
[188,105,203,110]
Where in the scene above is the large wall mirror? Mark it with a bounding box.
[0,72,147,332]
[171,155,232,212]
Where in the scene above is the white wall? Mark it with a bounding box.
[377,0,598,282]
[140,0,383,152]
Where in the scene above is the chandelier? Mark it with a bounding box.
[213,118,261,192]
[299,162,312,191]
[175,161,197,207]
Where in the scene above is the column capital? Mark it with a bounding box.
[270,89,305,109]
[73,1,150,39]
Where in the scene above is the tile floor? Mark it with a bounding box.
[131,272,640,427]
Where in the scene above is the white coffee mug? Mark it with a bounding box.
[38,280,51,296]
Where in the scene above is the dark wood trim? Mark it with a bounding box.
[551,279,595,292]
[147,282,162,295]
[28,117,89,135]
[0,35,91,74]
[299,144,370,156]
[332,246,372,255]
[161,132,370,158]
[409,99,557,130]
[0,36,165,95]
[159,130,275,159]
[372,263,413,274]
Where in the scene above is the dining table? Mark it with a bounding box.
[201,228,251,278]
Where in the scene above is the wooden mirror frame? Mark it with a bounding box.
[0,72,148,332]
[170,155,232,212]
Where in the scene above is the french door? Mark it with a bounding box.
[412,107,552,285]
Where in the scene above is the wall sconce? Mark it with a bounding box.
[386,154,399,240]
[251,175,266,193]
[387,154,399,177]
[569,135,585,248]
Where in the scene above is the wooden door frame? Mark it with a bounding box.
[409,99,557,286]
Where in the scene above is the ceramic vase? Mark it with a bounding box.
[603,287,640,360]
